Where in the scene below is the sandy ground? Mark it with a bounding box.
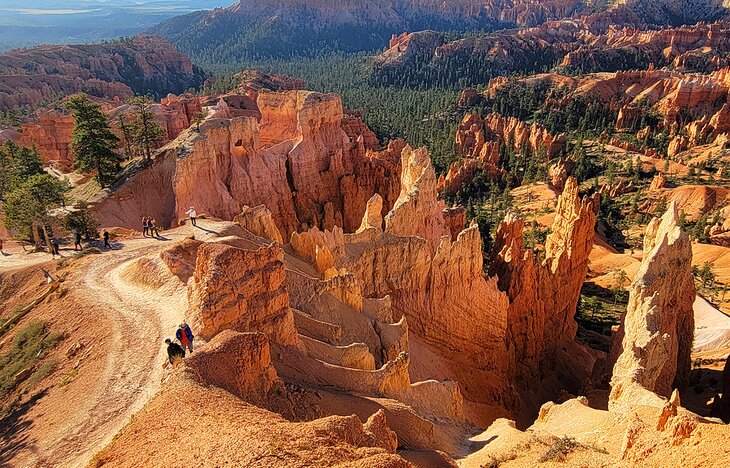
[693,296,730,353]
[0,225,200,467]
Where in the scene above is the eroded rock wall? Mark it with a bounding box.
[490,177,600,384]
[187,242,301,348]
[95,90,400,238]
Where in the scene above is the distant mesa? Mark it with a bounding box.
[0,36,207,114]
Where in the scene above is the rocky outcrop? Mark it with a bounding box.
[185,330,280,405]
[609,203,696,413]
[96,90,401,235]
[337,150,511,389]
[385,145,449,251]
[187,242,301,348]
[549,158,572,191]
[232,69,306,96]
[234,205,283,243]
[444,112,565,195]
[357,194,384,233]
[442,206,467,241]
[0,36,205,112]
[490,177,600,383]
[457,113,565,161]
[18,112,75,167]
[649,172,667,191]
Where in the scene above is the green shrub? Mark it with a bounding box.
[0,321,62,398]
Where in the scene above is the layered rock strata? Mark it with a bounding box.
[609,203,696,413]
[94,90,401,237]
[187,241,301,348]
[0,36,205,112]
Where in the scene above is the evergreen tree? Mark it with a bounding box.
[3,174,67,252]
[127,96,166,161]
[0,141,44,200]
[64,200,100,240]
[698,261,716,288]
[678,210,688,229]
[66,94,122,187]
[693,213,710,243]
[0,144,11,200]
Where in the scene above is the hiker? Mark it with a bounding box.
[186,206,197,227]
[165,338,185,367]
[51,238,60,257]
[150,218,160,238]
[142,216,149,237]
[74,231,82,251]
[176,322,194,354]
[103,230,111,249]
[0,237,4,255]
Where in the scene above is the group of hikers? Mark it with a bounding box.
[1,207,199,260]
[47,230,111,257]
[141,216,162,238]
[165,321,195,367]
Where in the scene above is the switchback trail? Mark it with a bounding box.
[25,233,187,468]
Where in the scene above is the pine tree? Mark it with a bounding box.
[0,143,11,200]
[127,96,166,162]
[64,200,100,240]
[66,94,122,187]
[3,174,67,251]
[0,141,44,200]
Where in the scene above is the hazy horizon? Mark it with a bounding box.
[0,0,233,50]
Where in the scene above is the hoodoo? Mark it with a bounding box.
[3,2,730,467]
[610,202,696,413]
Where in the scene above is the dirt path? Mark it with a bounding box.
[29,234,188,468]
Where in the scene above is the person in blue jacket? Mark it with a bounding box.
[176,322,194,354]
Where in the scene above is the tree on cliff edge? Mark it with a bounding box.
[66,94,121,188]
[127,96,165,162]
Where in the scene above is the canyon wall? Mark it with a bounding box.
[490,177,600,383]
[19,94,202,168]
[94,90,401,236]
[0,36,206,113]
[297,147,600,408]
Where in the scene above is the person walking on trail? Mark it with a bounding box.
[0,237,4,255]
[165,338,185,367]
[74,231,82,251]
[51,238,60,257]
[142,216,149,237]
[186,206,197,227]
[176,322,194,354]
[151,218,160,238]
[103,230,111,249]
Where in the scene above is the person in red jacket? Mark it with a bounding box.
[176,322,194,354]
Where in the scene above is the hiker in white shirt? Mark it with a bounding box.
[185,206,197,227]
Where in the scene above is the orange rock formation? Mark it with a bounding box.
[93,90,401,238]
